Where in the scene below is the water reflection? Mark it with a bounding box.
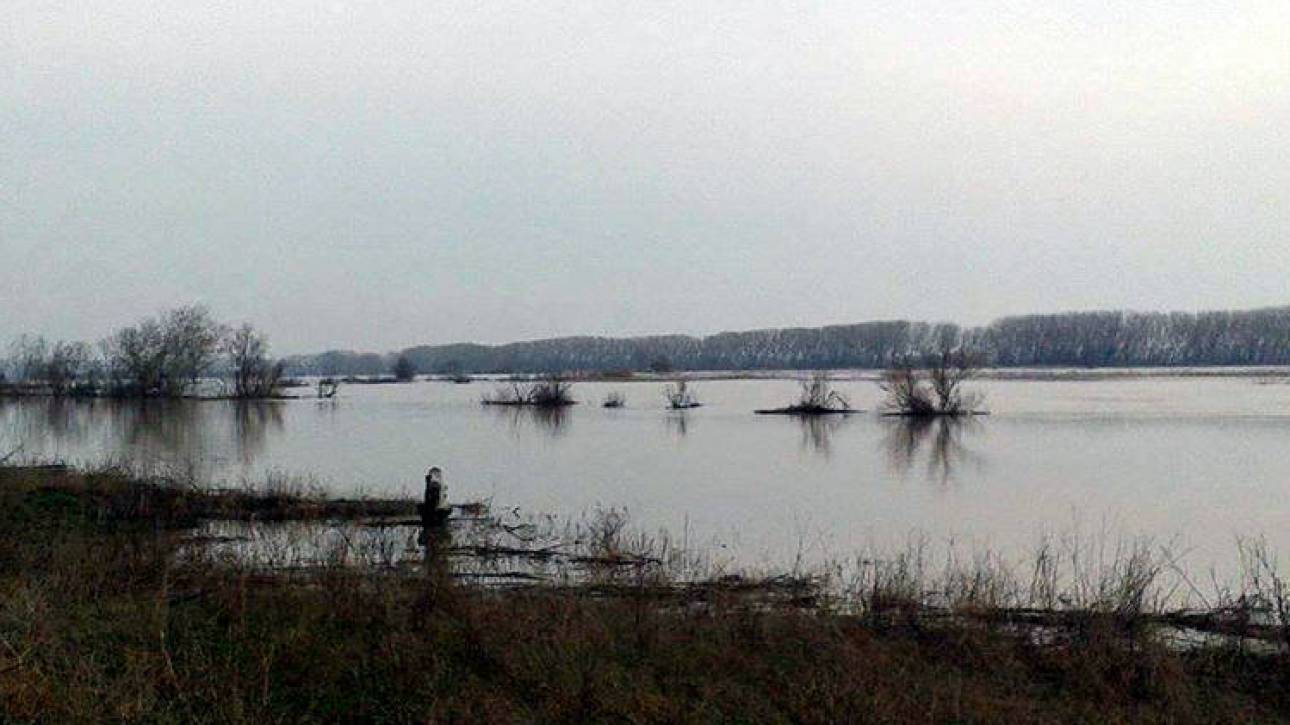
[797,415,844,457]
[664,411,692,438]
[18,398,95,447]
[1,398,286,474]
[883,416,984,483]
[110,401,206,465]
[231,402,285,464]
[488,405,571,438]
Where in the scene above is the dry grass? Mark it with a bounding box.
[2,464,1290,722]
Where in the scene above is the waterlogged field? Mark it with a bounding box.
[4,372,1290,577]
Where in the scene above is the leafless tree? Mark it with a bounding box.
[44,341,93,396]
[10,335,49,384]
[755,372,854,415]
[102,305,224,397]
[161,305,225,393]
[483,374,575,407]
[797,372,850,410]
[5,336,93,395]
[880,348,983,416]
[223,323,284,398]
[664,379,701,409]
[317,378,340,399]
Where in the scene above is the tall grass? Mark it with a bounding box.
[4,463,1290,720]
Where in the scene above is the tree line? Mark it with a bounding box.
[2,306,283,398]
[283,305,1290,375]
[12,304,1290,387]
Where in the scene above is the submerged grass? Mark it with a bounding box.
[3,463,1290,721]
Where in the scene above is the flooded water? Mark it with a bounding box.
[5,373,1290,574]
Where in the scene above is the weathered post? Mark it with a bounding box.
[423,466,444,518]
[417,467,453,588]
[417,467,450,547]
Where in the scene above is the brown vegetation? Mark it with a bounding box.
[3,464,1290,721]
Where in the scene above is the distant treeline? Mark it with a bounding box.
[283,305,1290,375]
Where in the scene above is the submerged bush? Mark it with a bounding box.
[880,349,983,416]
[663,379,701,409]
[758,372,852,414]
[484,375,576,407]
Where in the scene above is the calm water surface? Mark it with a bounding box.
[5,374,1290,572]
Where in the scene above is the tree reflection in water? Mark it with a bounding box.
[797,415,844,457]
[232,401,285,464]
[489,404,571,439]
[5,398,286,475]
[111,400,218,474]
[883,416,984,483]
[664,411,691,438]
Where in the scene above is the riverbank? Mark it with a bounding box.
[2,464,1289,721]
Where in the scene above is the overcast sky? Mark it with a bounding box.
[3,1,1288,353]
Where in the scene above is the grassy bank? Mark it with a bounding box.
[2,465,1290,721]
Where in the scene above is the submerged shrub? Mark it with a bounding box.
[663,379,700,409]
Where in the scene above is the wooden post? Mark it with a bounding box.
[417,466,450,550]
[424,466,444,517]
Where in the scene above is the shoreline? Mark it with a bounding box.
[3,462,1290,720]
[5,366,1285,403]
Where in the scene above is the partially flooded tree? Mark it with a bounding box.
[162,305,224,392]
[102,305,224,397]
[664,379,701,409]
[880,348,983,416]
[317,378,340,399]
[223,323,285,399]
[5,336,94,396]
[756,372,854,415]
[483,374,576,407]
[10,335,49,384]
[44,341,93,396]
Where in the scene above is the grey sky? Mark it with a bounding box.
[3,1,1288,354]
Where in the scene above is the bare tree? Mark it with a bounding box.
[483,374,575,407]
[5,336,93,396]
[160,305,224,394]
[880,349,983,416]
[755,372,854,415]
[44,341,92,396]
[102,305,224,397]
[101,319,166,395]
[223,323,284,398]
[10,335,48,384]
[664,379,701,409]
[317,378,340,399]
